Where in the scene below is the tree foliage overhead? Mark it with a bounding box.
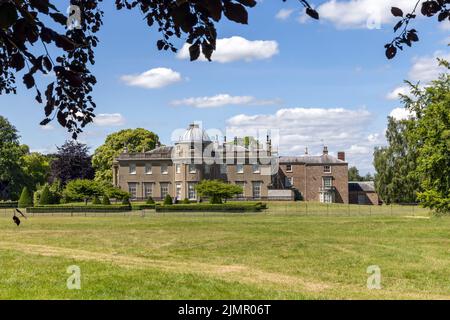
[49,140,95,185]
[1,1,445,134]
[348,166,373,182]
[92,128,160,184]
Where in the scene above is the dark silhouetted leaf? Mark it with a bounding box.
[189,43,201,61]
[237,0,257,7]
[385,45,397,59]
[306,8,319,20]
[391,7,403,17]
[0,2,18,29]
[23,73,35,89]
[223,1,248,24]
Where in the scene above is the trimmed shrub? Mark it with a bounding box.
[39,185,52,205]
[163,194,173,205]
[132,204,156,210]
[18,187,33,208]
[121,195,131,205]
[146,196,155,204]
[182,198,190,204]
[92,196,101,205]
[156,202,267,213]
[27,205,132,214]
[0,201,18,208]
[102,196,111,205]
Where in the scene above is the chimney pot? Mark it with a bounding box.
[338,151,346,162]
[323,146,328,155]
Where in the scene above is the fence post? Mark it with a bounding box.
[391,204,393,215]
[327,203,329,216]
[305,202,308,215]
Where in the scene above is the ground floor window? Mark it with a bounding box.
[128,182,137,199]
[176,183,182,200]
[188,182,197,200]
[252,181,261,199]
[320,192,334,203]
[143,183,153,198]
[160,183,169,199]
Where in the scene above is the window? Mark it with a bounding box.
[285,177,294,187]
[220,164,227,174]
[324,165,331,173]
[176,183,182,200]
[188,183,197,200]
[236,164,244,174]
[129,163,136,174]
[145,163,152,174]
[235,182,245,198]
[252,164,260,173]
[323,177,332,188]
[161,164,168,174]
[286,164,292,172]
[204,164,210,174]
[252,182,261,199]
[189,164,196,173]
[128,183,137,199]
[160,183,169,199]
[143,183,153,198]
[175,164,181,174]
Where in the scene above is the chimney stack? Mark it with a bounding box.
[337,151,346,162]
[323,146,328,155]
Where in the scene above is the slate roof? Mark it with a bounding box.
[279,154,346,165]
[349,181,376,192]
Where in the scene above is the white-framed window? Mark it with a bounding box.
[160,183,169,198]
[176,183,182,200]
[129,163,136,175]
[252,164,260,173]
[286,164,293,172]
[235,182,245,198]
[324,165,331,173]
[128,182,137,199]
[220,164,227,174]
[252,181,261,199]
[143,183,153,198]
[176,164,181,174]
[189,164,196,173]
[285,177,294,187]
[145,163,152,174]
[188,182,197,200]
[161,164,169,174]
[323,176,333,188]
[236,164,244,174]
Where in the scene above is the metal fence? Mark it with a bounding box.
[0,203,431,218]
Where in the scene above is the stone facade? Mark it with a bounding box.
[113,124,349,203]
[349,182,379,205]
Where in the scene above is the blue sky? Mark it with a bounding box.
[1,0,449,173]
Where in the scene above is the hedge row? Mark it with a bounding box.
[0,201,18,208]
[131,204,156,210]
[27,205,132,213]
[155,202,267,212]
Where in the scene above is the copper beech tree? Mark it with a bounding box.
[0,0,448,136]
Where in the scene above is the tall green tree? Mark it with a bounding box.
[0,116,27,200]
[21,152,51,190]
[196,180,243,204]
[405,62,450,214]
[373,117,420,204]
[92,128,160,184]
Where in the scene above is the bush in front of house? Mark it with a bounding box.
[195,180,243,204]
[146,196,155,204]
[182,198,190,204]
[18,187,33,208]
[121,194,131,205]
[155,202,267,213]
[92,196,101,205]
[102,195,111,205]
[132,204,156,210]
[0,201,18,208]
[163,194,173,205]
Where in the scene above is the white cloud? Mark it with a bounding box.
[389,107,414,121]
[276,9,295,20]
[440,20,450,31]
[317,0,422,29]
[93,113,125,126]
[171,94,280,108]
[386,85,410,100]
[177,36,279,63]
[120,67,182,89]
[40,124,55,131]
[386,51,449,100]
[408,51,450,83]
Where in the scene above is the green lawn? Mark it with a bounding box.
[1,205,449,300]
